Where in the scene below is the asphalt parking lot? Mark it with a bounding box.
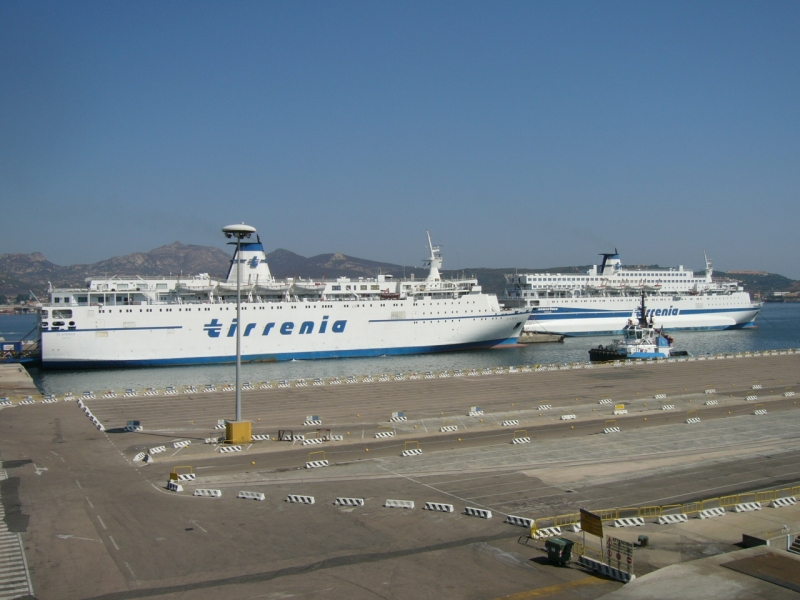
[1,353,799,599]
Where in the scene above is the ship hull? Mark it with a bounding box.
[523,294,760,336]
[40,298,528,369]
[588,348,668,361]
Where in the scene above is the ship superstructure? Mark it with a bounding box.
[39,231,529,368]
[504,251,762,336]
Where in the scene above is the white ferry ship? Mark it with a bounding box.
[503,251,762,336]
[39,231,529,368]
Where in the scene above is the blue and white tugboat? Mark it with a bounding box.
[588,293,687,361]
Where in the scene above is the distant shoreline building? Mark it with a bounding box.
[727,270,770,276]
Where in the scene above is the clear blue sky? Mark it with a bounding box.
[2,1,799,277]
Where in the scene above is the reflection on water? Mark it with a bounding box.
[5,303,800,395]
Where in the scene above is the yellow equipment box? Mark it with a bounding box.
[225,420,252,444]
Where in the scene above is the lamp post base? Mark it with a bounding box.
[225,420,252,444]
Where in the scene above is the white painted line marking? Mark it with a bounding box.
[124,561,140,585]
[54,534,99,542]
[86,497,94,509]
[75,480,82,489]
[96,516,107,530]
[0,585,30,598]
[17,532,33,597]
[0,562,25,573]
[108,536,119,550]
[0,540,23,551]
[190,520,207,533]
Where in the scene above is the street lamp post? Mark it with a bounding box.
[222,223,256,427]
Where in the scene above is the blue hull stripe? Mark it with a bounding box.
[550,321,757,337]
[370,311,529,323]
[41,337,517,369]
[528,306,758,321]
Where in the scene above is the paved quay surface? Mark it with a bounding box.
[602,547,800,600]
[0,353,799,599]
[0,363,39,398]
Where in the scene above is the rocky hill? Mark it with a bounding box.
[0,243,232,295]
[0,243,434,298]
[0,243,796,300]
[264,248,429,282]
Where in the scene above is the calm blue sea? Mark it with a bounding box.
[2,303,799,395]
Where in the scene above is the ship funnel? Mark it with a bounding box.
[226,235,274,284]
[599,251,621,275]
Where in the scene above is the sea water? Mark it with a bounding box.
[3,303,799,396]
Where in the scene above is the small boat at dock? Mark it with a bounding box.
[589,293,689,361]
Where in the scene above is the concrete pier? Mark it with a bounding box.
[0,362,39,397]
[518,331,565,343]
[0,352,799,599]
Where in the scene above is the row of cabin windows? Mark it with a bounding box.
[331,284,381,291]
[528,276,700,282]
[90,283,169,291]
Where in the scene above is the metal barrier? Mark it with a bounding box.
[682,501,703,515]
[375,425,395,439]
[595,508,619,521]
[440,419,458,432]
[512,429,531,444]
[639,506,662,518]
[530,484,800,531]
[402,441,423,456]
[555,513,580,527]
[535,511,563,530]
[738,492,757,505]
[169,465,193,481]
[570,541,603,560]
[305,451,329,468]
[756,490,776,503]
[661,504,684,516]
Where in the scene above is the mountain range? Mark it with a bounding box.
[1,242,797,300]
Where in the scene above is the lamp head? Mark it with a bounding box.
[222,223,257,240]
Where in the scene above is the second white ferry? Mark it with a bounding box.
[39,230,529,368]
[503,251,762,336]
